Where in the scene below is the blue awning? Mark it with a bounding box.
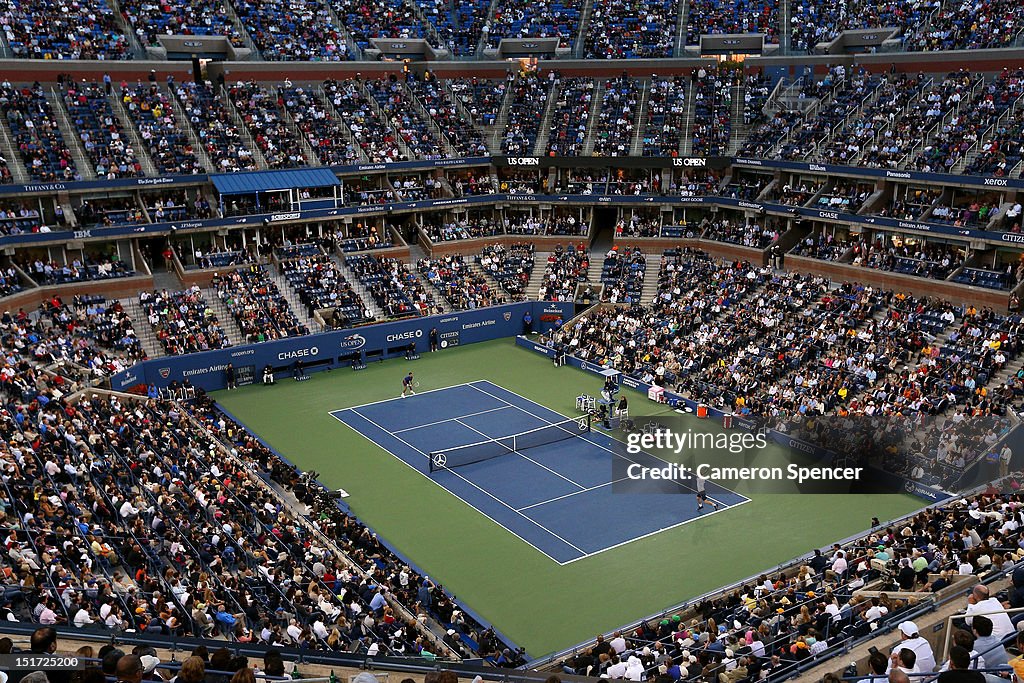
[211,168,340,195]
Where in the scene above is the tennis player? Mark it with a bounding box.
[696,473,718,511]
[401,371,416,397]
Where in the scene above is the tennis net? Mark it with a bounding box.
[428,415,591,472]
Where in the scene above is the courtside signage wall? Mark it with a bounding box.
[111,302,573,392]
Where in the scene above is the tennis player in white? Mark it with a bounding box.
[696,473,718,511]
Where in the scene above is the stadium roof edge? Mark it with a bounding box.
[211,167,340,195]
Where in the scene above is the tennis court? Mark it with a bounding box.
[332,380,748,564]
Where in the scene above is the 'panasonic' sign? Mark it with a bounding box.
[270,212,301,222]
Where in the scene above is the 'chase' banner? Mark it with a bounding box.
[111,301,573,392]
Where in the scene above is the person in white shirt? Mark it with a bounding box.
[965,585,1015,640]
[624,657,644,681]
[864,597,889,622]
[609,631,627,654]
[887,621,936,674]
[606,656,628,679]
[831,551,848,577]
[119,498,139,520]
[286,619,303,643]
[891,648,919,676]
[73,605,94,628]
[38,603,58,625]
[312,618,329,640]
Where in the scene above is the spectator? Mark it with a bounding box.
[965,585,1015,640]
[888,621,936,674]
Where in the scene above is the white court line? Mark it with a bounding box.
[393,406,513,434]
[338,382,475,412]
[468,380,750,507]
[340,405,588,561]
[560,498,752,566]
[468,378,749,507]
[467,381,756,564]
[452,418,586,491]
[516,477,631,511]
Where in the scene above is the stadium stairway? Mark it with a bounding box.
[276,93,323,166]
[580,79,606,156]
[573,0,597,57]
[726,81,749,154]
[405,1,447,51]
[268,264,322,333]
[440,78,496,150]
[220,0,264,57]
[49,88,99,181]
[903,76,984,170]
[953,95,1024,174]
[0,116,27,183]
[490,81,516,152]
[399,79,458,157]
[778,0,792,53]
[317,84,371,163]
[222,86,274,168]
[672,0,688,56]
[361,82,416,160]
[528,251,552,299]
[640,267,662,305]
[679,84,696,155]
[533,78,563,156]
[407,242,429,265]
[321,3,364,60]
[628,80,650,156]
[472,0,500,57]
[767,79,846,159]
[106,0,147,57]
[331,252,384,319]
[117,297,167,359]
[202,286,247,346]
[165,86,216,173]
[467,259,507,298]
[111,87,160,177]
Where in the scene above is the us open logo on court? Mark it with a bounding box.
[503,312,512,321]
[159,367,171,379]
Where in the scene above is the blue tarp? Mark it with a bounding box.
[211,167,340,195]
